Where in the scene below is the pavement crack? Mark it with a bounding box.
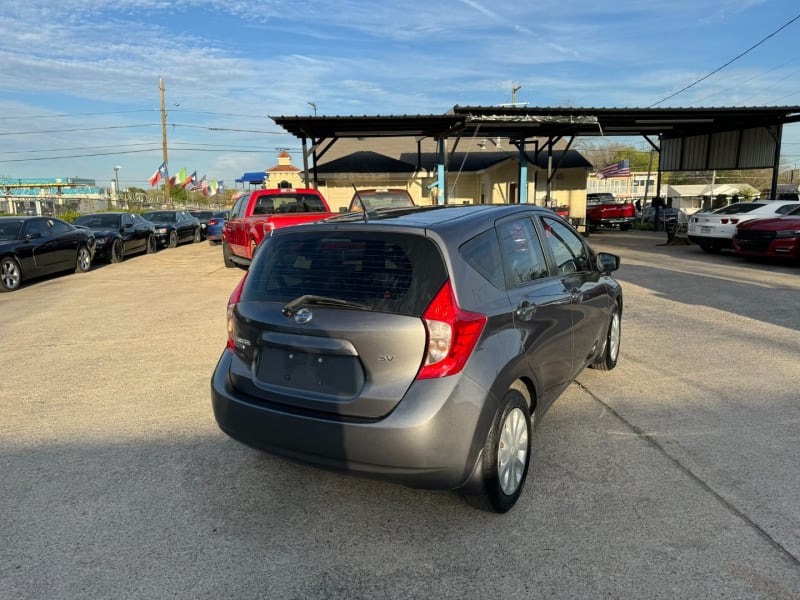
[575,380,800,569]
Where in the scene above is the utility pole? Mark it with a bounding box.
[160,78,171,204]
[511,83,521,105]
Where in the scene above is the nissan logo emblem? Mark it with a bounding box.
[294,307,313,324]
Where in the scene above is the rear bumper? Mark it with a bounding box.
[210,349,496,490]
[688,234,732,249]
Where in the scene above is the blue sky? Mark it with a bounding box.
[1,1,799,190]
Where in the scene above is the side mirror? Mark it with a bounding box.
[26,233,42,240]
[596,252,620,273]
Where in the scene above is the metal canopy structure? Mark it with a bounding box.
[271,105,800,203]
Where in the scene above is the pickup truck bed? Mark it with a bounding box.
[222,188,333,268]
[586,193,636,231]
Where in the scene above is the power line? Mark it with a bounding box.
[0,145,284,163]
[0,124,160,136]
[0,109,158,120]
[650,11,800,107]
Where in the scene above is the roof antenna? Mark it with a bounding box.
[351,183,368,222]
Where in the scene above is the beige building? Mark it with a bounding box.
[247,138,593,222]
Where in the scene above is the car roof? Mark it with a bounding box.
[293,204,560,240]
[0,216,38,221]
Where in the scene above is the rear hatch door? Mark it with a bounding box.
[229,228,448,419]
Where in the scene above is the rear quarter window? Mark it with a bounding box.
[243,231,447,316]
[460,228,505,289]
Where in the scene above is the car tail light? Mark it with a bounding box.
[721,218,729,224]
[416,280,487,380]
[226,272,249,351]
[730,219,739,224]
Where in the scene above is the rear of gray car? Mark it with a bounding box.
[211,205,622,512]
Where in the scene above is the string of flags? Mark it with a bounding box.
[148,162,224,196]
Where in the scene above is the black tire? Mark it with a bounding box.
[0,255,22,292]
[619,223,632,231]
[700,244,720,254]
[193,227,201,243]
[168,230,178,248]
[75,245,92,273]
[222,240,236,268]
[146,234,157,254]
[468,390,531,513]
[590,304,620,371]
[109,238,124,263]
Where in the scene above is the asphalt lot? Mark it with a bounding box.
[1,230,799,599]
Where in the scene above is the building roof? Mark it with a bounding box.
[314,135,589,174]
[667,183,760,197]
[272,105,800,143]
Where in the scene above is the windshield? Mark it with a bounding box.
[190,211,214,220]
[143,211,177,222]
[74,214,121,229]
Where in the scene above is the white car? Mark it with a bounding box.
[687,200,800,252]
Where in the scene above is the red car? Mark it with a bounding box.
[732,205,800,260]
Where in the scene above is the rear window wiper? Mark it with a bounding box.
[282,294,372,317]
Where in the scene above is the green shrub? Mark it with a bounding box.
[58,211,82,223]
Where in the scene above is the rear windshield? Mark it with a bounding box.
[714,203,763,214]
[351,191,414,210]
[587,193,616,204]
[0,220,23,240]
[242,230,448,316]
[253,193,326,215]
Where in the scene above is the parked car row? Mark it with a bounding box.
[687,200,800,261]
[0,210,206,292]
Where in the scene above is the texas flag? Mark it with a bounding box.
[183,171,197,189]
[149,162,168,187]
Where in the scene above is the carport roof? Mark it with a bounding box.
[271,105,800,141]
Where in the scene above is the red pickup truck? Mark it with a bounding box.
[222,187,333,268]
[586,193,636,231]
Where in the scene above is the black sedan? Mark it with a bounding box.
[141,210,201,248]
[0,216,96,292]
[73,212,157,263]
[188,210,215,241]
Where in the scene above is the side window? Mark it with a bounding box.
[498,218,548,286]
[460,228,505,290]
[48,219,71,235]
[539,217,591,274]
[231,195,247,218]
[24,219,50,238]
[122,214,134,227]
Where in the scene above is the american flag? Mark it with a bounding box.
[190,174,206,192]
[596,159,631,179]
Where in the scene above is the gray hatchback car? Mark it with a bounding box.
[211,204,622,512]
